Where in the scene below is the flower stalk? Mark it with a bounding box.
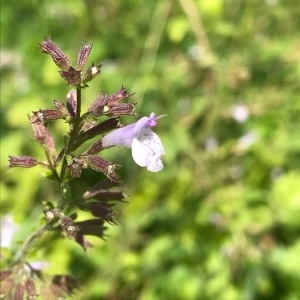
[4,38,165,299]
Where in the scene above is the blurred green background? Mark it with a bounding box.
[1,0,300,299]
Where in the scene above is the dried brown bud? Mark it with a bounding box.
[45,129,55,152]
[52,275,79,296]
[0,269,12,281]
[88,92,109,116]
[60,215,80,239]
[80,119,98,133]
[32,109,63,122]
[25,278,36,299]
[77,43,93,70]
[74,219,105,249]
[81,63,102,85]
[53,100,71,120]
[53,100,65,111]
[72,118,120,151]
[88,88,133,116]
[14,283,25,300]
[84,139,104,155]
[8,155,38,168]
[66,89,77,118]
[29,114,55,152]
[29,114,46,143]
[75,219,106,239]
[39,38,71,70]
[60,66,81,86]
[74,234,93,251]
[0,276,14,297]
[106,86,133,104]
[67,157,86,178]
[84,188,125,202]
[78,118,120,142]
[104,102,136,117]
[86,155,120,182]
[88,203,116,224]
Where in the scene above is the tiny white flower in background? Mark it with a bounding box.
[204,136,219,151]
[187,45,203,61]
[237,131,257,150]
[231,104,249,123]
[0,214,17,248]
[102,112,165,172]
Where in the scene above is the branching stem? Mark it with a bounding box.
[12,86,83,264]
[11,219,56,267]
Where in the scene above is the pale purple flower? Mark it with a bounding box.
[102,113,165,172]
[231,104,249,123]
[24,261,49,271]
[0,215,18,248]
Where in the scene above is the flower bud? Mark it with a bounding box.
[39,38,71,70]
[66,89,77,118]
[81,63,102,85]
[67,157,86,178]
[32,109,64,122]
[0,275,13,298]
[84,188,125,202]
[88,92,108,116]
[75,219,105,239]
[103,103,136,117]
[14,283,25,300]
[87,203,116,224]
[84,139,104,155]
[60,215,79,239]
[53,100,71,119]
[78,118,120,142]
[0,270,12,281]
[29,114,55,152]
[86,155,120,182]
[106,86,133,104]
[25,278,36,300]
[8,155,38,168]
[80,120,98,133]
[77,43,93,70]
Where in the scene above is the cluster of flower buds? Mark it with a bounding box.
[0,269,37,299]
[0,268,79,299]
[88,86,136,117]
[39,38,101,87]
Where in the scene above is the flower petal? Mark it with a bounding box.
[102,123,136,148]
[147,156,163,172]
[138,129,164,172]
[131,138,149,167]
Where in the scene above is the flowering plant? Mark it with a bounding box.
[1,38,164,299]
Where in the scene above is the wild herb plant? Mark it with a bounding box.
[2,38,165,299]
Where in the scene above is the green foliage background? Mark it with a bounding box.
[1,0,300,299]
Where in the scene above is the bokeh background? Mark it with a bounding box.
[1,0,300,299]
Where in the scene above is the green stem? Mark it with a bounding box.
[76,86,82,121]
[57,86,82,210]
[45,150,60,182]
[11,219,56,267]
